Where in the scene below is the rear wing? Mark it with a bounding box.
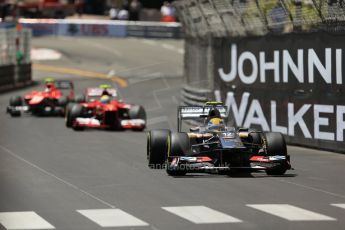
[86,88,118,97]
[177,105,228,131]
[55,80,74,90]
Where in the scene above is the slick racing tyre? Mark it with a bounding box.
[9,95,23,106]
[166,132,190,176]
[58,96,69,116]
[239,128,262,149]
[66,104,83,129]
[129,105,146,120]
[264,132,288,176]
[129,105,146,131]
[147,130,170,169]
[9,96,23,117]
[75,94,85,103]
[58,96,69,106]
[65,103,76,127]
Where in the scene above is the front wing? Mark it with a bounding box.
[73,117,146,130]
[167,154,291,172]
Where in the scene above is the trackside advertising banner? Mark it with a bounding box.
[19,19,182,38]
[215,32,345,152]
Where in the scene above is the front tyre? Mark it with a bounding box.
[66,104,83,129]
[147,130,170,169]
[65,103,75,127]
[166,132,190,176]
[9,95,23,106]
[8,96,23,117]
[264,132,288,176]
[74,94,85,103]
[129,105,146,131]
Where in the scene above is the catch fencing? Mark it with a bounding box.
[175,0,345,152]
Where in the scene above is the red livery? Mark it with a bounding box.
[7,79,74,117]
[65,85,146,131]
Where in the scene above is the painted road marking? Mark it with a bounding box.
[247,204,336,221]
[141,39,184,55]
[0,212,55,229]
[162,206,242,224]
[33,64,128,88]
[141,39,157,46]
[77,209,149,227]
[177,48,185,54]
[331,203,345,209]
[161,43,176,51]
[31,48,62,61]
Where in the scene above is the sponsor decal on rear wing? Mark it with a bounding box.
[55,80,74,89]
[178,106,228,119]
[87,88,117,97]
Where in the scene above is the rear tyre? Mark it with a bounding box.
[166,132,190,176]
[58,96,68,106]
[264,132,288,176]
[75,94,85,103]
[147,130,170,169]
[58,96,69,116]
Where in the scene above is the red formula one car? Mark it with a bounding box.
[65,85,146,131]
[7,79,74,117]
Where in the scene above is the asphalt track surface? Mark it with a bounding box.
[0,37,344,230]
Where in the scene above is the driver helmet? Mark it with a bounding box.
[208,108,221,118]
[101,89,111,96]
[100,95,111,104]
[207,118,225,131]
[44,83,53,93]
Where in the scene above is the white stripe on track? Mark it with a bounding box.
[77,209,149,227]
[331,203,345,209]
[162,206,242,224]
[0,212,55,229]
[247,204,336,221]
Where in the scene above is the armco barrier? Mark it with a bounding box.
[0,64,33,92]
[19,19,183,39]
[0,65,15,87]
[17,64,32,84]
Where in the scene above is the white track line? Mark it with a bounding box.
[141,39,157,46]
[331,203,345,209]
[161,43,176,51]
[247,204,336,221]
[0,145,115,209]
[141,39,184,54]
[162,206,242,224]
[277,179,345,199]
[77,209,149,227]
[0,212,55,230]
